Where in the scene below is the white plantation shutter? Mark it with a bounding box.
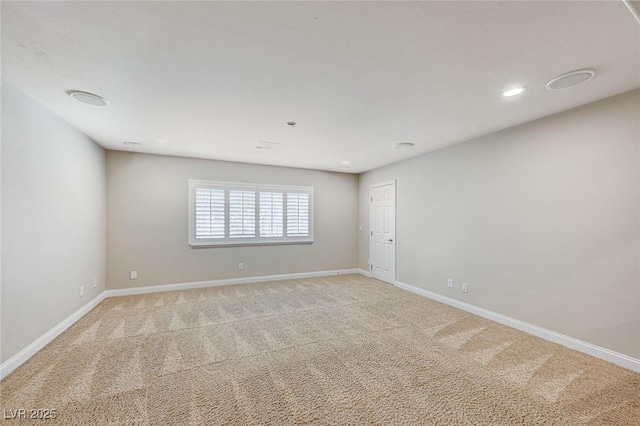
[286,191,310,237]
[229,189,256,238]
[194,187,225,239]
[189,180,312,246]
[259,191,284,238]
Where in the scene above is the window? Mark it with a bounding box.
[286,191,310,237]
[259,190,284,238]
[189,180,313,246]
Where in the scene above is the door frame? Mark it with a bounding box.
[369,180,396,284]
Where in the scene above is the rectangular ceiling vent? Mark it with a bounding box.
[256,141,285,151]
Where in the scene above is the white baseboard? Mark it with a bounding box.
[105,268,363,297]
[394,280,640,373]
[357,268,371,277]
[0,292,107,380]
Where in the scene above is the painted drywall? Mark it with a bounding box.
[106,151,358,290]
[1,81,106,364]
[359,89,640,359]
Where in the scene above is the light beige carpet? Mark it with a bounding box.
[1,274,638,425]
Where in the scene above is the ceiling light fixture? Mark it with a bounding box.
[502,87,526,97]
[67,90,109,106]
[393,143,414,149]
[546,69,595,91]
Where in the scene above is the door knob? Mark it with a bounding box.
[388,238,393,242]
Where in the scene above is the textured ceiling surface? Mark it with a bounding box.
[2,1,639,173]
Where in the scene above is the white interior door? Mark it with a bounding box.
[370,181,396,284]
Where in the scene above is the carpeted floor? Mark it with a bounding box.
[1,274,638,425]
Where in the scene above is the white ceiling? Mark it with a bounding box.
[2,1,639,173]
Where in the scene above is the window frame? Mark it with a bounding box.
[188,179,314,247]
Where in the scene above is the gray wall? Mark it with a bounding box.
[359,89,640,359]
[106,151,358,290]
[1,81,106,363]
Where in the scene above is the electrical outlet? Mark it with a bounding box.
[447,279,453,288]
[130,270,138,280]
[238,263,244,271]
[93,278,98,288]
[80,286,84,297]
[461,283,468,293]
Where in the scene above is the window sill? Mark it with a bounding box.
[189,240,314,248]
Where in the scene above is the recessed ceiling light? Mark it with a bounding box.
[502,87,526,97]
[123,141,143,146]
[546,69,595,91]
[393,143,414,149]
[67,90,109,107]
[341,160,350,165]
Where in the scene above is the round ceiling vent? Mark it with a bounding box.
[546,69,595,91]
[67,90,109,106]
